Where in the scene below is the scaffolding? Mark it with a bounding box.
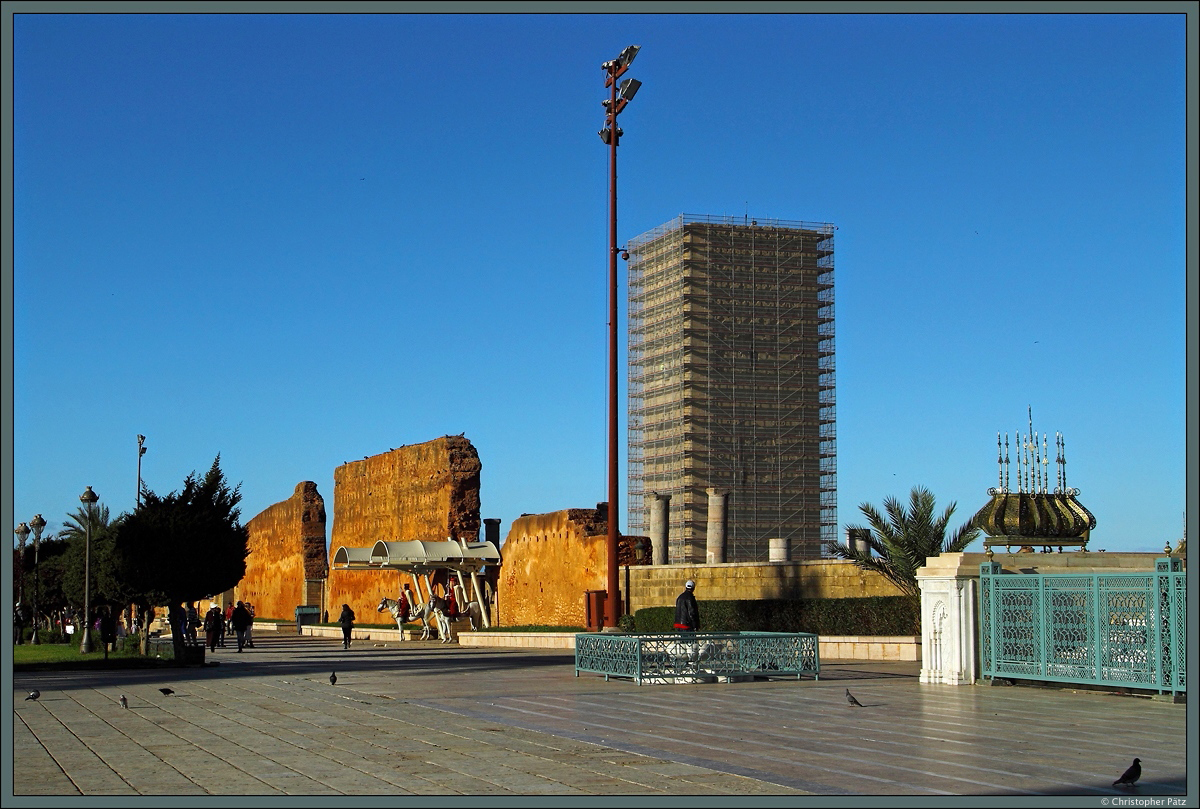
[628,214,836,563]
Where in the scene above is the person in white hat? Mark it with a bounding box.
[674,580,699,631]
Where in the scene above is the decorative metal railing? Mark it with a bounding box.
[979,557,1185,694]
[575,631,820,685]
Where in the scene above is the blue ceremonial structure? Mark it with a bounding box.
[575,631,820,686]
[979,557,1186,695]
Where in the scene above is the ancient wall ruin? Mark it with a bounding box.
[623,558,905,615]
[496,505,649,628]
[326,435,483,620]
[236,481,328,620]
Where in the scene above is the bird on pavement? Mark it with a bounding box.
[1113,758,1141,787]
[158,687,175,696]
[330,671,337,686]
[25,690,40,701]
[845,689,864,707]
[119,695,128,709]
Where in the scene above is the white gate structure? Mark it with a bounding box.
[332,539,501,634]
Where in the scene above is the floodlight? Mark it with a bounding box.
[616,45,640,68]
[618,78,641,102]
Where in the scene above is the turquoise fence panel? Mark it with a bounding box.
[979,558,1185,694]
[575,631,820,685]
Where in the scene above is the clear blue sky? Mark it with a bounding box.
[9,11,1191,554]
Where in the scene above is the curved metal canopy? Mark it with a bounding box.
[332,538,500,574]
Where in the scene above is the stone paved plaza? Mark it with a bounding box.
[7,631,1191,801]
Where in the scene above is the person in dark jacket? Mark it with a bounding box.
[203,605,223,652]
[338,603,356,649]
[231,601,253,652]
[674,580,699,631]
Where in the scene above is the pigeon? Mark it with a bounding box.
[845,688,864,707]
[1113,758,1141,787]
[329,671,337,686]
[158,687,175,696]
[25,690,40,701]
[119,695,128,709]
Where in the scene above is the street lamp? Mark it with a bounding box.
[15,522,29,612]
[599,44,641,628]
[79,486,98,653]
[29,514,46,644]
[137,435,146,509]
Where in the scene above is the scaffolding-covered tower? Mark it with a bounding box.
[628,214,836,563]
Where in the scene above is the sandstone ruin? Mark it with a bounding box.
[237,481,327,621]
[497,504,649,628]
[325,435,483,620]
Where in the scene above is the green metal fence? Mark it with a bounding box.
[575,631,820,685]
[979,557,1185,694]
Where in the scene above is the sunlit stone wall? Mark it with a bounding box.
[326,435,483,621]
[237,481,327,620]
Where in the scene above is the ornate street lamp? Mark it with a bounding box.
[14,522,29,612]
[137,435,146,509]
[599,44,641,628]
[79,487,98,653]
[29,514,46,644]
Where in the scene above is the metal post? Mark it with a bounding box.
[606,63,620,628]
[599,44,640,628]
[30,515,45,644]
[137,435,146,508]
[79,487,98,653]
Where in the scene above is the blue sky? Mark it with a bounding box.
[8,11,1191,554]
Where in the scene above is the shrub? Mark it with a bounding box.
[631,596,920,636]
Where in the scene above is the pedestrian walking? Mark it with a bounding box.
[185,603,201,645]
[674,579,700,631]
[245,602,256,648]
[99,606,118,659]
[338,603,356,649]
[231,601,253,652]
[203,605,223,652]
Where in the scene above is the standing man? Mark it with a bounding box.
[203,605,223,653]
[231,601,253,652]
[674,580,699,631]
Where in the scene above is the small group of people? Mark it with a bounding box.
[203,605,226,651]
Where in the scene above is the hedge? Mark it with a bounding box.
[631,596,920,636]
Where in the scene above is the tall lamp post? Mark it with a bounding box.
[137,434,146,508]
[29,514,46,644]
[15,522,29,609]
[79,486,98,653]
[599,44,641,628]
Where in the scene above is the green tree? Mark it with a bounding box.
[823,485,981,604]
[112,455,248,661]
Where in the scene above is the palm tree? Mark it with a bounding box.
[823,485,980,601]
[58,503,112,543]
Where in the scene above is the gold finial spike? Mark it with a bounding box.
[1165,541,1172,556]
[997,432,1003,491]
[1041,434,1049,494]
[1004,433,1010,492]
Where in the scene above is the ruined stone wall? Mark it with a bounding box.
[497,506,649,628]
[624,559,905,614]
[236,482,328,620]
[326,435,483,621]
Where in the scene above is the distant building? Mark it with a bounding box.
[627,214,837,563]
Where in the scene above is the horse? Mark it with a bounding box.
[376,597,410,634]
[410,597,453,643]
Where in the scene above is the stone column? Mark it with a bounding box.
[649,492,671,565]
[769,537,790,562]
[705,488,728,564]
